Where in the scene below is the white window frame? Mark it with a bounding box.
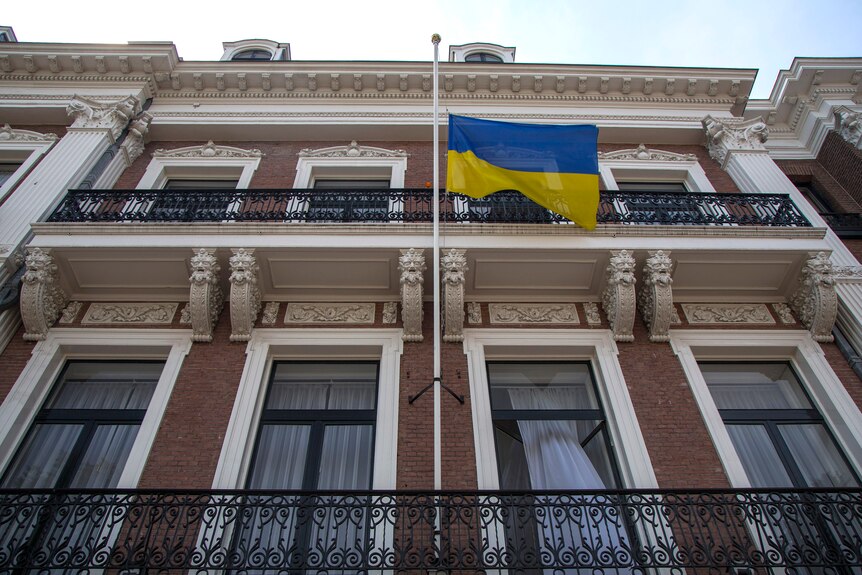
[211,328,403,490]
[670,329,862,488]
[221,39,290,62]
[0,328,192,488]
[449,42,515,63]
[463,328,658,490]
[0,138,56,206]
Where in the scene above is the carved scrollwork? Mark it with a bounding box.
[834,106,862,148]
[466,302,482,324]
[399,248,425,342]
[791,252,838,342]
[298,140,408,158]
[82,303,178,324]
[229,248,262,342]
[488,304,579,324]
[702,115,769,167]
[120,112,152,164]
[382,302,398,324]
[638,250,674,342]
[442,249,467,343]
[59,301,83,324]
[602,250,636,342]
[285,303,375,324]
[20,248,68,341]
[154,141,263,158]
[583,302,602,325]
[0,124,58,142]
[261,302,279,325]
[189,249,223,343]
[66,95,140,140]
[681,303,774,324]
[598,144,697,162]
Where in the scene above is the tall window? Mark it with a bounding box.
[147,178,239,221]
[306,179,391,222]
[488,362,621,489]
[699,362,859,488]
[615,181,702,224]
[1,361,164,489]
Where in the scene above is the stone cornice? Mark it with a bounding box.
[153,140,263,158]
[0,124,58,142]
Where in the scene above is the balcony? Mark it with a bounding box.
[48,188,813,227]
[0,488,860,572]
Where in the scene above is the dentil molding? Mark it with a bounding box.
[598,144,696,162]
[442,249,467,342]
[229,248,262,342]
[82,303,177,324]
[681,303,775,325]
[20,248,68,341]
[0,124,58,142]
[399,248,425,342]
[791,252,838,342]
[66,95,141,140]
[154,140,263,158]
[702,115,769,168]
[188,248,223,342]
[639,250,674,342]
[602,249,637,342]
[298,140,408,158]
[488,303,579,324]
[285,303,375,324]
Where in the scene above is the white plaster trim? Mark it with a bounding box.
[293,144,407,188]
[681,303,775,325]
[599,156,717,194]
[284,303,375,324]
[136,152,261,190]
[462,329,658,490]
[0,328,192,488]
[211,328,403,490]
[0,137,56,205]
[669,330,862,488]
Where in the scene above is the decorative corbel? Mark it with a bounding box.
[66,95,141,141]
[229,248,261,342]
[189,249,223,342]
[639,250,674,342]
[834,106,862,149]
[120,112,153,165]
[602,250,636,342]
[442,249,467,343]
[399,248,426,342]
[702,115,769,168]
[20,248,68,341]
[791,252,838,342]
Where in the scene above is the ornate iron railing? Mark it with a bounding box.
[47,188,813,227]
[0,488,860,572]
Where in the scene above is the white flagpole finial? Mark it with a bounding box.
[432,33,441,45]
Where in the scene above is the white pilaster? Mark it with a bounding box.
[91,112,152,189]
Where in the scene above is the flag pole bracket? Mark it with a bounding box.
[409,377,464,405]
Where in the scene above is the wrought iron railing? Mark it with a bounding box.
[47,188,813,227]
[0,488,860,572]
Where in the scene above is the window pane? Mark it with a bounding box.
[1,424,82,488]
[488,363,598,410]
[700,363,812,410]
[47,362,161,410]
[317,425,374,490]
[70,425,140,488]
[779,424,859,488]
[312,180,390,189]
[726,425,794,488]
[268,363,377,410]
[163,179,239,189]
[248,425,310,489]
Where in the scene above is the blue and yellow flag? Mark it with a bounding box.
[446,115,600,229]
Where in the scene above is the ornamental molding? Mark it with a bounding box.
[20,248,68,341]
[179,303,191,324]
[489,303,579,324]
[285,303,375,324]
[681,303,775,325]
[261,302,279,325]
[583,302,602,326]
[0,124,58,142]
[298,140,408,158]
[790,252,838,342]
[834,106,862,148]
[229,248,262,342]
[602,249,637,342]
[467,302,483,324]
[382,302,398,324]
[638,250,674,342]
[598,144,696,162]
[153,140,263,159]
[702,115,769,167]
[772,303,796,324]
[82,303,177,325]
[66,95,141,140]
[833,265,862,282]
[120,112,152,164]
[442,249,467,343]
[399,248,426,342]
[188,248,223,342]
[58,301,83,324]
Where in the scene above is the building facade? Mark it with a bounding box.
[1,28,862,572]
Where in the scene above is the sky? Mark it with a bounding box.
[4,0,862,99]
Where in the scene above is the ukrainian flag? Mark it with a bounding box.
[446,115,600,230]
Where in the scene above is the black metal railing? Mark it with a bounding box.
[0,488,860,572]
[47,188,813,227]
[821,212,862,238]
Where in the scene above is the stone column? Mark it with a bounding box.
[703,115,862,347]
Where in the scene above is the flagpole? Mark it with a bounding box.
[431,33,442,492]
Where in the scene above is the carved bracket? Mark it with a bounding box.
[791,252,838,342]
[20,248,68,341]
[702,115,769,167]
[120,112,153,165]
[638,250,674,342]
[66,95,141,141]
[834,106,862,149]
[442,249,467,342]
[602,250,637,342]
[229,248,261,342]
[189,248,223,342]
[399,248,426,342]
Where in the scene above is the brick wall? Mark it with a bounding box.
[817,131,862,205]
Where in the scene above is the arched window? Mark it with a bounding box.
[231,49,273,61]
[465,52,504,63]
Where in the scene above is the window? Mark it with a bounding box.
[615,181,703,224]
[307,179,391,222]
[0,161,22,188]
[148,178,240,221]
[796,182,832,214]
[699,362,858,488]
[465,52,504,63]
[231,49,273,61]
[1,361,165,489]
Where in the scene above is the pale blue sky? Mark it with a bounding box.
[5,0,861,99]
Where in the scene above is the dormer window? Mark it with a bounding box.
[449,42,515,63]
[464,52,504,63]
[231,49,273,61]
